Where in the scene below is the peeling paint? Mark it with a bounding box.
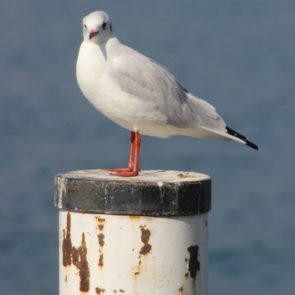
[139,226,152,255]
[78,233,90,292]
[62,212,72,267]
[187,245,200,279]
[62,213,90,292]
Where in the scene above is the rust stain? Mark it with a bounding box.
[96,216,106,231]
[98,254,104,267]
[65,275,67,282]
[178,286,184,293]
[98,233,105,247]
[119,290,125,293]
[134,256,142,275]
[96,287,105,294]
[62,212,72,266]
[187,245,200,279]
[72,247,79,267]
[61,213,90,292]
[134,225,151,276]
[96,217,105,223]
[96,216,105,269]
[79,233,90,292]
[139,226,152,255]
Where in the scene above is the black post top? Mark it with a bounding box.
[54,170,211,216]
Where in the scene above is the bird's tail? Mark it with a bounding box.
[198,125,259,150]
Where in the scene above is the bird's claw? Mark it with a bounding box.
[105,167,140,177]
[110,170,139,177]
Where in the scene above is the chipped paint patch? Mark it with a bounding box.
[187,245,200,279]
[78,233,90,292]
[139,226,152,255]
[62,212,72,266]
[62,212,90,292]
[98,233,105,247]
[98,254,104,267]
[97,216,105,269]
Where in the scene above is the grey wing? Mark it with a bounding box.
[111,47,227,133]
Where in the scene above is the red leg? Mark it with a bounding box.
[133,131,141,172]
[109,131,141,177]
[107,132,135,172]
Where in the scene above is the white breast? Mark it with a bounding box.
[76,41,134,130]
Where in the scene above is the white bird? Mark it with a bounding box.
[76,11,258,177]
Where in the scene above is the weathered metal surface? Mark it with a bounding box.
[61,212,90,292]
[55,170,211,216]
[59,211,208,295]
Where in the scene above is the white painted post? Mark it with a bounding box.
[54,170,211,295]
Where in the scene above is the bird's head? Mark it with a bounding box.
[82,11,113,44]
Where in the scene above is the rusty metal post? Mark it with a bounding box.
[54,170,211,295]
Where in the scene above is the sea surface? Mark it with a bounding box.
[0,0,294,294]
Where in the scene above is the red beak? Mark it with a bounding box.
[89,30,98,39]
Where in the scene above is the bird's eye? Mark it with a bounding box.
[102,22,107,30]
[83,24,87,30]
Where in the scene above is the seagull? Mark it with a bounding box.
[76,11,258,177]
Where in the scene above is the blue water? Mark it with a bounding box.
[0,0,294,294]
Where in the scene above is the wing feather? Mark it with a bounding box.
[110,45,226,134]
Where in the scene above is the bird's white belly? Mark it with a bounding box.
[76,42,185,137]
[77,44,136,131]
[76,43,169,135]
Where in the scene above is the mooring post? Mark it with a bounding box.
[54,169,211,295]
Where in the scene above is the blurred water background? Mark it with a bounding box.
[0,0,294,294]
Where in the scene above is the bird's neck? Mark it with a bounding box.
[98,36,121,58]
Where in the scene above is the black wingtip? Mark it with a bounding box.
[245,140,259,151]
[226,126,258,151]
